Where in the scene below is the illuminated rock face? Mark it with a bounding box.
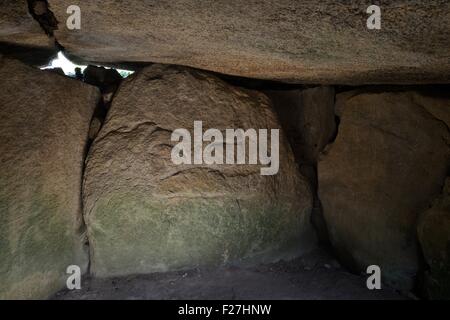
[2,1,450,83]
[318,90,450,290]
[0,57,100,299]
[83,65,316,277]
[46,0,450,84]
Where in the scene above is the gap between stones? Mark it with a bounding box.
[25,0,93,275]
[25,0,136,275]
[27,45,441,299]
[24,0,342,280]
[14,0,449,299]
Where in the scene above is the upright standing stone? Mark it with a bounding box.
[83,64,315,277]
[318,90,450,290]
[0,57,100,299]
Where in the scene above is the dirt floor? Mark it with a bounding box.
[53,249,407,300]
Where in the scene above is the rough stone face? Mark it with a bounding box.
[36,0,450,84]
[0,57,100,299]
[83,64,315,277]
[0,1,51,49]
[418,178,450,299]
[0,1,57,66]
[318,90,450,290]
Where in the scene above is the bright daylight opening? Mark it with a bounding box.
[40,51,134,78]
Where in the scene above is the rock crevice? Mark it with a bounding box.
[26,0,58,37]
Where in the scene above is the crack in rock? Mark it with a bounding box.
[27,0,58,37]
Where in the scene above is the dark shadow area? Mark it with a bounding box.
[0,42,57,66]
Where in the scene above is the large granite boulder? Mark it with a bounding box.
[83,64,315,277]
[418,178,450,299]
[0,57,100,299]
[33,0,450,84]
[318,90,450,290]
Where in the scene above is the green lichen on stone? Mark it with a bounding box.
[0,191,84,299]
[88,191,307,277]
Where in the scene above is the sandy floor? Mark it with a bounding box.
[53,249,406,300]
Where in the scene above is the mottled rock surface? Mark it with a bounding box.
[83,64,315,277]
[418,178,450,299]
[0,1,51,48]
[0,1,57,66]
[39,0,450,84]
[0,57,100,299]
[318,90,450,290]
